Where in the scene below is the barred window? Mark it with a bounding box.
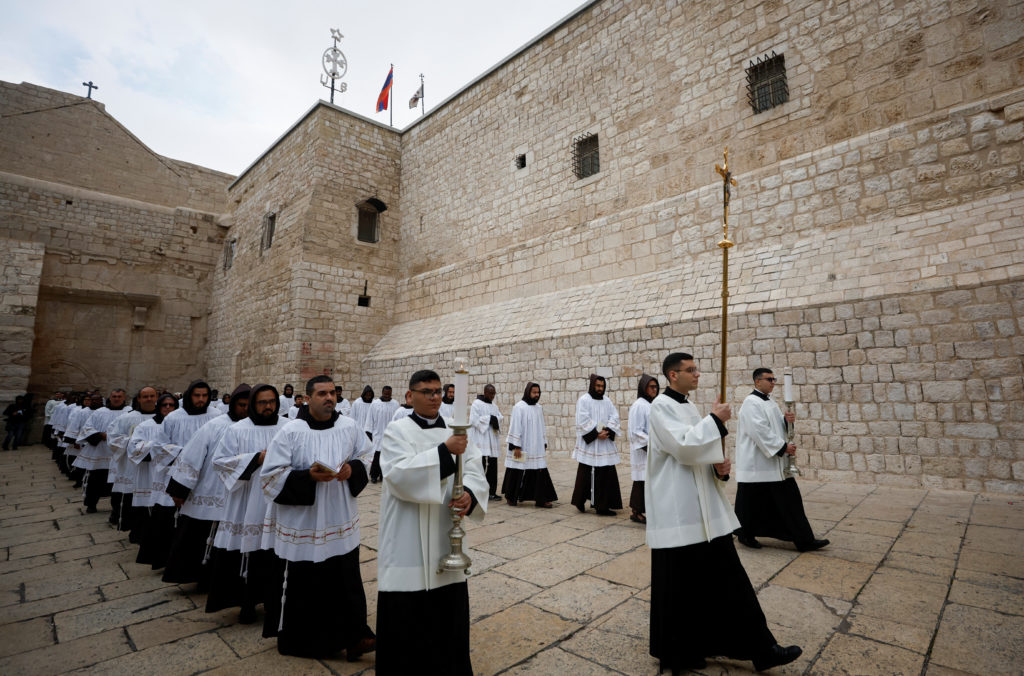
[746,51,788,114]
[573,133,599,179]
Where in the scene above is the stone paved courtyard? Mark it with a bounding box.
[0,445,1021,675]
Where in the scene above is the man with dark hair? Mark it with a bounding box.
[279,384,295,413]
[66,392,101,488]
[375,369,489,675]
[43,391,65,449]
[261,374,374,659]
[735,368,828,552]
[470,384,502,500]
[75,388,130,513]
[2,395,28,451]
[503,382,557,507]
[164,384,251,586]
[571,375,623,515]
[350,385,375,433]
[439,383,456,418]
[627,374,659,524]
[647,352,801,673]
[367,385,400,482]
[287,393,306,419]
[209,384,288,624]
[108,386,158,530]
[334,385,351,416]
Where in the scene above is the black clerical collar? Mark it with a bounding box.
[663,388,689,404]
[409,412,447,429]
[305,410,339,430]
[751,389,770,401]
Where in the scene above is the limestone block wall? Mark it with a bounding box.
[207,106,401,391]
[0,82,230,213]
[0,173,226,396]
[395,0,1024,321]
[364,183,1024,494]
[0,238,43,402]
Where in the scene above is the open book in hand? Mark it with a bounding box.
[311,459,346,477]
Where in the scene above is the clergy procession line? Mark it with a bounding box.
[34,352,831,673]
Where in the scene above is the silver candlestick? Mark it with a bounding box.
[783,368,800,477]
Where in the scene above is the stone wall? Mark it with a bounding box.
[206,106,401,392]
[358,0,1024,494]
[0,82,232,410]
[0,237,44,403]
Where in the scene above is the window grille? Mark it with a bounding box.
[746,51,788,114]
[573,133,600,179]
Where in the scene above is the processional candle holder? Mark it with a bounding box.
[438,359,472,575]
[783,368,800,477]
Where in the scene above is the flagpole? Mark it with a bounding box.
[420,73,425,116]
[390,63,394,128]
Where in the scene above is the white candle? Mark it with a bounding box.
[453,362,469,426]
[784,372,793,402]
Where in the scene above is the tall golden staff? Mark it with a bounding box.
[714,148,738,447]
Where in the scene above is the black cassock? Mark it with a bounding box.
[734,477,815,546]
[650,535,776,668]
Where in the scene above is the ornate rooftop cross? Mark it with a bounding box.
[320,28,348,104]
[82,81,98,99]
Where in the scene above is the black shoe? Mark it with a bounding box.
[238,606,258,624]
[753,644,802,671]
[595,508,616,516]
[737,534,762,549]
[73,482,83,488]
[797,538,829,552]
[85,505,97,513]
[488,494,499,501]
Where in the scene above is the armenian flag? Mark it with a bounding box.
[376,67,393,112]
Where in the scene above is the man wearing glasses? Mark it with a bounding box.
[646,353,801,673]
[375,370,488,676]
[734,368,829,552]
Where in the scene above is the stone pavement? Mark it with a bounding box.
[1,445,1021,675]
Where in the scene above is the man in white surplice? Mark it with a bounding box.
[469,383,502,500]
[366,385,400,482]
[646,352,801,672]
[375,369,488,676]
[570,374,623,515]
[260,375,375,660]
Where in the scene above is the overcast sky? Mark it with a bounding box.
[1,0,589,175]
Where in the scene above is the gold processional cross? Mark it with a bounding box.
[714,148,738,450]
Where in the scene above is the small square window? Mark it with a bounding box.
[573,133,599,179]
[746,51,788,114]
[357,295,371,307]
[515,154,527,170]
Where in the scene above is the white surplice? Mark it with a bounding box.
[735,391,789,483]
[645,391,738,549]
[366,399,401,452]
[505,400,548,470]
[627,398,652,482]
[350,397,375,431]
[73,406,131,470]
[335,399,352,416]
[391,406,414,422]
[572,393,622,467]
[64,406,92,458]
[261,415,372,563]
[378,415,488,592]
[170,414,235,520]
[108,410,153,493]
[128,418,173,508]
[469,398,503,458]
[214,417,288,553]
